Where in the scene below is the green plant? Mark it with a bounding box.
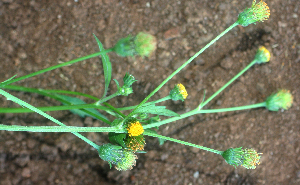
[0,0,292,171]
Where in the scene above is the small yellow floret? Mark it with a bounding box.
[251,0,270,22]
[127,121,144,137]
[241,148,262,169]
[259,46,270,62]
[177,83,188,99]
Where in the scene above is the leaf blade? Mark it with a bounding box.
[93,34,112,99]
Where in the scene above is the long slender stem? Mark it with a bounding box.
[126,22,239,119]
[199,59,257,109]
[0,89,100,149]
[143,59,259,129]
[198,102,266,113]
[0,124,122,133]
[3,85,100,101]
[102,102,126,118]
[143,102,266,129]
[117,95,171,111]
[144,130,223,155]
[2,85,111,124]
[0,104,109,113]
[0,49,113,87]
[96,92,119,105]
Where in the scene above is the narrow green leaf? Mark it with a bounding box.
[55,94,107,120]
[136,104,180,117]
[0,75,18,87]
[93,34,112,98]
[108,132,127,148]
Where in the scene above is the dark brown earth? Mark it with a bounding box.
[0,0,299,184]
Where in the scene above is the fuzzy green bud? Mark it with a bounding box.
[113,32,157,57]
[237,0,270,27]
[115,73,137,96]
[254,46,271,64]
[118,87,133,96]
[98,144,137,171]
[265,89,293,111]
[222,147,262,169]
[123,73,137,87]
[170,83,188,101]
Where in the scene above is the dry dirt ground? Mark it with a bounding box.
[0,0,299,184]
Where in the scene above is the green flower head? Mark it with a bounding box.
[123,73,137,88]
[113,32,157,57]
[255,46,271,64]
[170,83,188,101]
[222,147,262,169]
[265,89,293,111]
[98,144,137,171]
[237,0,270,27]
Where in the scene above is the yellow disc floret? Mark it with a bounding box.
[177,83,188,99]
[127,121,144,137]
[241,148,262,169]
[255,46,271,64]
[237,0,270,27]
[251,0,270,22]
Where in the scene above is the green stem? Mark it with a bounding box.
[117,95,171,111]
[0,49,113,87]
[0,124,122,133]
[102,102,126,118]
[3,85,100,101]
[0,104,109,113]
[198,102,266,113]
[199,59,257,109]
[126,22,239,119]
[2,85,111,124]
[143,102,266,129]
[96,92,119,105]
[144,130,223,155]
[0,89,99,149]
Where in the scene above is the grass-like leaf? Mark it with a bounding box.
[93,34,112,99]
[55,94,107,120]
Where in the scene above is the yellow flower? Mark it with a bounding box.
[237,0,270,27]
[255,46,271,64]
[170,83,188,101]
[177,83,188,99]
[127,121,144,137]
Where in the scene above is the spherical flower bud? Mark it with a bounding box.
[237,0,270,27]
[113,32,157,57]
[126,119,144,137]
[134,32,157,57]
[222,147,262,169]
[98,143,137,171]
[170,83,188,101]
[265,89,293,111]
[115,150,138,171]
[254,46,271,64]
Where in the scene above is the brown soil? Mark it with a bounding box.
[0,0,299,184]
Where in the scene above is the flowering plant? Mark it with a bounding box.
[0,1,292,172]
